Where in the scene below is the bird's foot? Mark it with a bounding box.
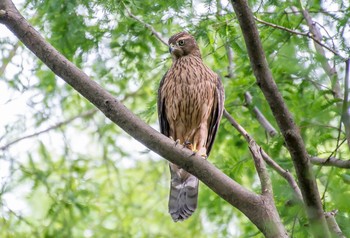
[183,140,192,150]
[189,147,207,159]
[197,148,207,159]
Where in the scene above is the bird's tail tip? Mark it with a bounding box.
[168,172,199,222]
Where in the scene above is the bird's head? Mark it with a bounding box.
[168,32,201,60]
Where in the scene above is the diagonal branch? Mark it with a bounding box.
[124,7,168,46]
[223,109,272,195]
[244,92,277,137]
[254,16,341,58]
[260,150,303,201]
[224,110,302,201]
[230,0,331,236]
[294,5,342,99]
[0,109,97,151]
[0,90,141,151]
[224,37,278,137]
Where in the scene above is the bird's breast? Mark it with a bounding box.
[161,58,217,125]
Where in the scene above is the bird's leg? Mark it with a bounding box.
[191,143,207,159]
[192,143,197,152]
[197,147,207,159]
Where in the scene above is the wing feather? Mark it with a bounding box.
[206,75,224,156]
[158,72,170,137]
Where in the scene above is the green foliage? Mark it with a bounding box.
[1,0,350,237]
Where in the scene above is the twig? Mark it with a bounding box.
[0,109,97,150]
[294,5,350,152]
[124,7,168,46]
[244,92,278,137]
[224,109,303,200]
[223,109,272,195]
[310,156,350,169]
[260,150,303,201]
[292,5,343,98]
[254,16,341,58]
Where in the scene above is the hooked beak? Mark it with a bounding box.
[169,43,178,53]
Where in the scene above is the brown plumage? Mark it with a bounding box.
[157,32,224,222]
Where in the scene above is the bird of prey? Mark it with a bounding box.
[157,32,224,222]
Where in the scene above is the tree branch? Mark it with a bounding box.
[223,109,273,195]
[325,210,346,238]
[293,5,343,99]
[293,5,350,152]
[0,1,287,236]
[260,150,303,201]
[310,156,350,169]
[0,109,97,151]
[230,0,331,236]
[254,16,341,58]
[124,7,168,46]
[244,92,278,137]
[224,110,303,201]
[224,42,235,78]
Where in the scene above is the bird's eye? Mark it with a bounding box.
[178,40,185,46]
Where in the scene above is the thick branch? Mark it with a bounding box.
[230,0,330,236]
[0,1,287,236]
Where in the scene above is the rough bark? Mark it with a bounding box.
[0,0,287,236]
[230,0,331,237]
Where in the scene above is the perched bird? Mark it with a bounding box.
[157,32,224,221]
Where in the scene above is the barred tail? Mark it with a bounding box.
[168,164,199,222]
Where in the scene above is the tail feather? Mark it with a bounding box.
[168,164,199,222]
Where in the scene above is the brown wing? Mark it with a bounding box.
[157,72,170,136]
[206,75,225,157]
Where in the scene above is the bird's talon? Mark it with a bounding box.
[197,148,207,159]
[183,141,192,149]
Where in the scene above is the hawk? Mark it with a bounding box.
[157,32,225,221]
